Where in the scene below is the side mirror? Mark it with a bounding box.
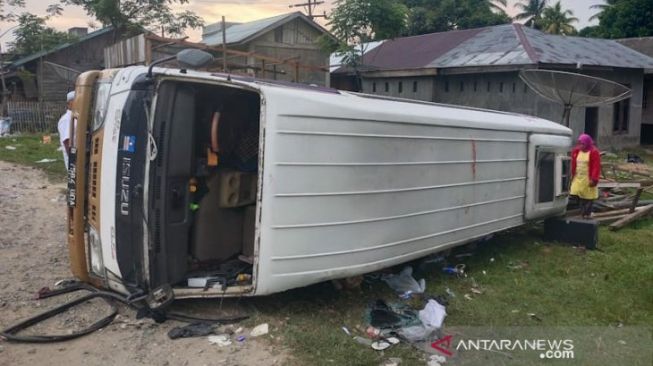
[176,49,214,69]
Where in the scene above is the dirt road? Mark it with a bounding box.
[0,161,288,366]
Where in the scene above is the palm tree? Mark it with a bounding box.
[489,0,508,14]
[540,1,578,35]
[589,0,617,21]
[514,0,548,28]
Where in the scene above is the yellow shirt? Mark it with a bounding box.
[570,151,599,200]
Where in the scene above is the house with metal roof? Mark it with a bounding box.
[7,27,121,102]
[332,24,653,148]
[202,12,335,86]
[617,37,653,144]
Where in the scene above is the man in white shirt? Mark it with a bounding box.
[58,91,75,168]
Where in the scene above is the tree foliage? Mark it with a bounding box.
[327,0,407,66]
[514,0,548,28]
[10,12,78,55]
[400,0,511,36]
[0,0,24,22]
[61,0,204,37]
[539,1,578,35]
[580,0,653,38]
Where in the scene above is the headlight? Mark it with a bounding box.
[88,227,105,276]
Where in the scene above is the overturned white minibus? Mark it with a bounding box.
[66,61,571,301]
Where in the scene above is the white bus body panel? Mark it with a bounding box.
[253,86,571,295]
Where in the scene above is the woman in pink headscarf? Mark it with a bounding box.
[570,134,601,219]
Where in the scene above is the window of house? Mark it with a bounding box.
[613,98,630,134]
[499,82,504,93]
[643,86,648,109]
[373,82,377,93]
[398,81,403,93]
[385,82,389,92]
[459,81,464,92]
[413,81,418,93]
[445,81,450,92]
[274,28,284,43]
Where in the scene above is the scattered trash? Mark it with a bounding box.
[470,287,483,295]
[41,135,52,144]
[490,258,495,262]
[464,294,473,301]
[380,357,402,366]
[168,322,214,339]
[507,260,529,270]
[237,335,246,342]
[250,323,269,337]
[626,153,644,164]
[208,334,232,347]
[382,266,426,298]
[442,264,466,277]
[445,288,456,298]
[235,327,243,333]
[353,336,373,346]
[511,309,519,313]
[418,300,446,329]
[0,118,11,136]
[482,270,487,276]
[341,326,352,336]
[35,158,57,163]
[5,145,16,150]
[397,325,435,342]
[427,354,447,366]
[527,313,542,322]
[367,300,420,329]
[366,326,381,339]
[372,340,391,351]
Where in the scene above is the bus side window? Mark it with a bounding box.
[536,151,555,203]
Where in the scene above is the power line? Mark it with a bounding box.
[289,0,327,19]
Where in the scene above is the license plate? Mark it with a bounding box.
[67,147,77,207]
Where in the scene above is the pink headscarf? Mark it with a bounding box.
[578,134,594,152]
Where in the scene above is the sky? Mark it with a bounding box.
[0,0,603,49]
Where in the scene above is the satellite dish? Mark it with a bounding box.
[519,70,632,127]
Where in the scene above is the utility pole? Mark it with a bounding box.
[288,0,327,20]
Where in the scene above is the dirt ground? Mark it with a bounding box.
[0,161,289,366]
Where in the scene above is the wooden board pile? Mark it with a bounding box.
[567,160,653,231]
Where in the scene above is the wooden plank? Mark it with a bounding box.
[597,182,642,189]
[609,204,653,231]
[630,188,644,213]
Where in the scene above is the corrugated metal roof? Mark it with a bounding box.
[202,12,332,46]
[359,28,483,71]
[522,26,653,68]
[10,27,114,68]
[431,25,531,68]
[332,23,653,73]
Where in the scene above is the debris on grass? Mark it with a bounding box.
[5,145,16,150]
[527,313,543,322]
[382,266,426,298]
[250,323,269,337]
[207,334,232,347]
[35,158,57,163]
[427,355,447,366]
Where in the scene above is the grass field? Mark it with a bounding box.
[2,135,652,365]
[244,222,653,365]
[0,135,66,181]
